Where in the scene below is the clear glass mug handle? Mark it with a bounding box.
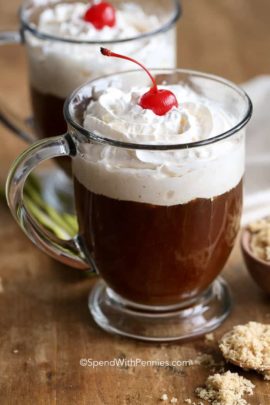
[0,30,35,143]
[6,134,90,270]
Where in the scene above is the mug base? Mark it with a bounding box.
[88,278,232,342]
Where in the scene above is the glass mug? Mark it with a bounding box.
[6,70,252,341]
[0,0,181,146]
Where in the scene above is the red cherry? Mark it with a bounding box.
[140,88,178,116]
[100,48,178,116]
[84,1,116,30]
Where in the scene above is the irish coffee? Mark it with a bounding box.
[74,178,242,306]
[6,68,252,340]
[25,0,177,154]
[72,77,246,307]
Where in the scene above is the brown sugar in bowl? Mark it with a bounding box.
[241,227,270,294]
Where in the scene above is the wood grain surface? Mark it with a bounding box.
[1,0,270,404]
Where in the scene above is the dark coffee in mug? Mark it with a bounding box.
[30,87,71,173]
[74,177,242,305]
[30,87,67,140]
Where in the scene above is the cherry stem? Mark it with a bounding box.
[100,47,158,92]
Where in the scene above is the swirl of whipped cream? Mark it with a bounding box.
[84,85,231,144]
[73,84,245,206]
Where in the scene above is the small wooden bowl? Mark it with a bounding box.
[241,228,270,294]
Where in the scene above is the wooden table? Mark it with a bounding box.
[1,0,270,403]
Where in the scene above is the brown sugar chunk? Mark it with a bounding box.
[195,371,254,405]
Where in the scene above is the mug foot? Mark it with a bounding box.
[88,278,232,342]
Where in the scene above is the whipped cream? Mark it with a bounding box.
[25,2,176,98]
[73,84,245,206]
[83,85,232,143]
[36,2,158,41]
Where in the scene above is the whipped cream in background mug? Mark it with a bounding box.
[25,0,178,99]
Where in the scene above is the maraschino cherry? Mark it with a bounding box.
[100,48,178,116]
[84,1,116,30]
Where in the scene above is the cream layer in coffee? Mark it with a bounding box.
[73,84,245,206]
[25,2,176,98]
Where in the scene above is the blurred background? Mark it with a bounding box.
[0,0,270,185]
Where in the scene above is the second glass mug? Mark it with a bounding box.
[0,0,181,146]
[6,70,252,342]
